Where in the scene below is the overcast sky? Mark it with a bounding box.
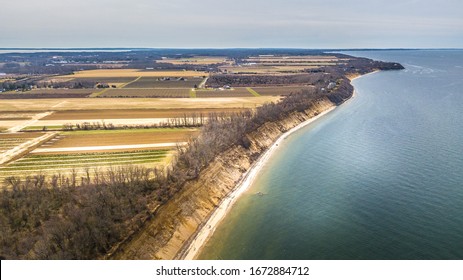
[2,0,462,48]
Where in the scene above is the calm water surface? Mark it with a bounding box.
[199,50,463,259]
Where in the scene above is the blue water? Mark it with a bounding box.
[199,50,463,259]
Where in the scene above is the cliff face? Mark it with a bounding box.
[110,97,336,260]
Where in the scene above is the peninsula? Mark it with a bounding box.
[0,49,403,259]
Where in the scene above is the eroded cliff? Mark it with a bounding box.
[110,97,336,260]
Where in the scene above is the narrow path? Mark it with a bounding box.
[119,76,142,88]
[198,77,208,88]
[0,132,57,165]
[7,111,54,133]
[246,87,261,97]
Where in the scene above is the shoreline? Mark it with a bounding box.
[177,70,380,260]
[178,105,336,260]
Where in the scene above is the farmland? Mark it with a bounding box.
[61,69,209,78]
[218,55,345,74]
[0,150,169,180]
[0,132,45,153]
[0,96,278,112]
[195,88,254,98]
[126,77,205,88]
[0,88,94,99]
[0,51,317,181]
[157,56,232,65]
[99,88,191,98]
[252,86,314,96]
[0,128,198,179]
[37,128,198,150]
[40,108,245,120]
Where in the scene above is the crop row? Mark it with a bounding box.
[0,150,170,178]
[24,149,169,160]
[0,158,162,172]
[0,138,35,151]
[7,154,166,167]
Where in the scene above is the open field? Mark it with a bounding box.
[195,86,311,97]
[99,88,191,98]
[0,112,36,120]
[0,97,279,112]
[73,77,136,84]
[0,88,94,99]
[126,77,204,88]
[252,86,314,96]
[41,108,245,120]
[59,69,209,78]
[157,56,232,65]
[195,88,254,98]
[38,128,198,149]
[0,150,169,180]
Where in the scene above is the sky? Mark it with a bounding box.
[2,0,462,48]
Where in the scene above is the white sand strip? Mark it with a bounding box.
[178,105,336,260]
[31,142,188,153]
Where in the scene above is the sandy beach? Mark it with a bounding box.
[178,105,336,260]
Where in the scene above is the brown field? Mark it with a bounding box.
[195,88,253,98]
[73,77,136,83]
[39,128,198,149]
[0,132,45,140]
[42,108,245,121]
[99,88,191,98]
[60,69,209,78]
[126,77,204,89]
[0,112,36,120]
[0,96,280,112]
[0,88,94,99]
[29,88,95,95]
[252,86,314,96]
[157,56,231,65]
